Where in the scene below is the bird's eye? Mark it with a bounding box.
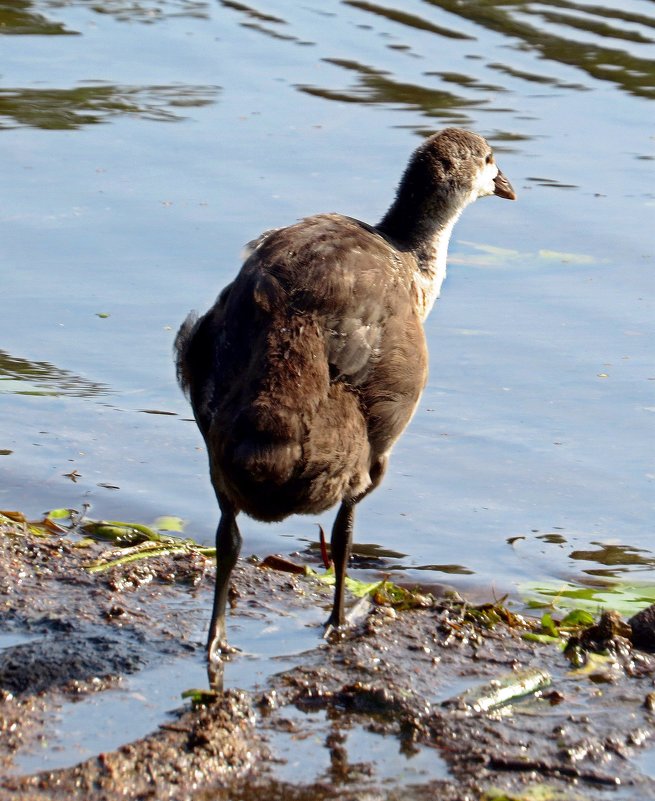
[485,153,494,165]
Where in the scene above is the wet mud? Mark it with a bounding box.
[2,520,655,800]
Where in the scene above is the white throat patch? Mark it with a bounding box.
[414,215,459,319]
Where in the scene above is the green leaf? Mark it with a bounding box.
[153,515,186,533]
[520,580,655,617]
[84,541,191,573]
[522,633,561,644]
[559,609,595,628]
[82,520,168,545]
[46,508,74,520]
[484,784,589,800]
[540,613,559,637]
[181,687,219,706]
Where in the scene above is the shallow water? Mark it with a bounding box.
[267,705,448,786]
[10,596,323,775]
[1,1,654,607]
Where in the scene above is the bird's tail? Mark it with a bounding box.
[173,311,200,399]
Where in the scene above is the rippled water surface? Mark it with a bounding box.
[2,0,654,602]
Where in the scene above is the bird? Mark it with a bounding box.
[175,128,516,675]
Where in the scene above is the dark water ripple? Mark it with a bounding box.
[298,58,486,125]
[220,0,315,44]
[0,84,220,130]
[220,0,286,25]
[345,0,474,41]
[0,0,210,30]
[486,62,589,91]
[212,0,655,126]
[570,543,655,569]
[271,0,655,102]
[5,0,653,129]
[0,351,110,398]
[425,71,507,94]
[424,0,655,100]
[543,0,655,32]
[535,9,653,45]
[0,1,76,35]
[66,0,210,24]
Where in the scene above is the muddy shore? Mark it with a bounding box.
[1,515,655,800]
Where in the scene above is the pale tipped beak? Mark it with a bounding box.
[493,169,516,200]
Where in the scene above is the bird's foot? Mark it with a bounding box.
[323,610,345,641]
[207,637,240,667]
[207,659,225,692]
[206,640,242,690]
[323,595,373,640]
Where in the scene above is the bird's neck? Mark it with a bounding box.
[377,195,465,319]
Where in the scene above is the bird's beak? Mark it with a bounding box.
[493,169,516,200]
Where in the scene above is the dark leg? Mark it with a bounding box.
[326,499,355,628]
[207,659,225,693]
[207,503,242,669]
[325,456,388,630]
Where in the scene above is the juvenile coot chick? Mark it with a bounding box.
[175,128,516,669]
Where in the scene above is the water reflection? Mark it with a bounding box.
[0,83,219,130]
[81,0,210,23]
[426,71,506,94]
[344,1,473,41]
[298,58,482,124]
[275,0,655,124]
[570,543,655,572]
[0,1,75,35]
[412,563,474,575]
[60,0,208,24]
[487,62,588,91]
[220,0,287,25]
[283,0,655,104]
[0,350,110,397]
[425,0,655,99]
[220,0,313,45]
[221,0,286,26]
[0,0,210,32]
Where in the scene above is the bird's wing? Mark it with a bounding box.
[247,214,411,385]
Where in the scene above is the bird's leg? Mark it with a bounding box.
[207,659,225,693]
[324,458,388,633]
[207,504,241,674]
[325,499,355,629]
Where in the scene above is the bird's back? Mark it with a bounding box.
[175,213,428,521]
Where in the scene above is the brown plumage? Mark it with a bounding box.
[175,128,516,675]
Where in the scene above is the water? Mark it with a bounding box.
[267,705,448,786]
[1,0,654,600]
[11,598,323,775]
[12,655,209,776]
